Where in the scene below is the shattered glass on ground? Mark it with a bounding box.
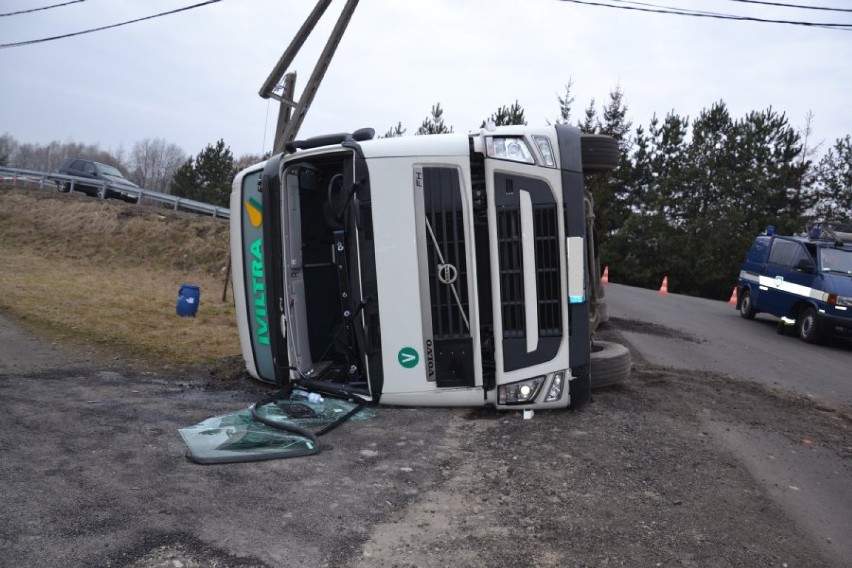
[178,394,375,464]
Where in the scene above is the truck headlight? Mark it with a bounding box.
[498,376,545,405]
[828,294,852,308]
[544,372,564,402]
[485,136,535,164]
[532,135,556,167]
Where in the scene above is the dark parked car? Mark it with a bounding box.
[57,158,140,202]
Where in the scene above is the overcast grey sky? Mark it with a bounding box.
[1,0,850,161]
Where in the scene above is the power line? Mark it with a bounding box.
[609,0,743,18]
[0,0,223,49]
[562,0,852,29]
[0,0,86,18]
[725,0,852,13]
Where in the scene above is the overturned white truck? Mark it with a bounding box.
[231,124,627,410]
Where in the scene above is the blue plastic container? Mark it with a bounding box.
[176,284,200,317]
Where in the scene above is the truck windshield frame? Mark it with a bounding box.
[265,147,380,400]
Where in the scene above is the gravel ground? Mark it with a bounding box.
[1,313,849,567]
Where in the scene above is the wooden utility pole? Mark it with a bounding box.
[260,0,360,154]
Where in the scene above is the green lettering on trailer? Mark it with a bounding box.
[240,170,274,381]
[250,237,270,345]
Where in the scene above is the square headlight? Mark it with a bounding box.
[498,376,545,405]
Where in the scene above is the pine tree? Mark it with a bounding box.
[813,135,852,219]
[600,86,632,153]
[585,87,633,253]
[416,103,453,135]
[171,139,235,207]
[553,80,575,125]
[380,122,407,138]
[579,98,597,134]
[481,100,527,127]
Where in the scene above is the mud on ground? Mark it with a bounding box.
[1,316,849,567]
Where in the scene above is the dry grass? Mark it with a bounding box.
[0,187,240,366]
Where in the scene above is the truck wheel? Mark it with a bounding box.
[797,307,823,344]
[580,135,620,174]
[590,341,631,388]
[739,289,756,319]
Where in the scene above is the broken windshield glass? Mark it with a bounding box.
[179,394,375,464]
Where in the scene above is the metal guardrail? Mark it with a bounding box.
[0,165,230,220]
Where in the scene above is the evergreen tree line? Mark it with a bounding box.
[572,88,850,300]
[385,84,850,300]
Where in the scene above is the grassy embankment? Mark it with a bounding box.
[0,186,240,366]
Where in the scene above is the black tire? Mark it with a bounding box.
[739,289,756,319]
[590,341,631,388]
[580,134,620,174]
[96,185,107,199]
[797,307,823,344]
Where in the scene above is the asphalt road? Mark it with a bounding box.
[603,283,852,408]
[603,283,852,565]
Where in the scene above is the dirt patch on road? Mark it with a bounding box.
[607,316,704,343]
[1,316,850,567]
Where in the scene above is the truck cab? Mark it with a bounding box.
[231,124,620,409]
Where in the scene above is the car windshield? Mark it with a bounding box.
[98,164,125,178]
[820,247,852,275]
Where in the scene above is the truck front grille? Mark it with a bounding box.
[422,167,474,388]
[497,209,524,337]
[497,205,561,338]
[424,172,469,339]
[535,205,561,336]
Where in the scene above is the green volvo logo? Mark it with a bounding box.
[398,347,419,368]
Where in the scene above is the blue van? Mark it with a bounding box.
[737,224,852,343]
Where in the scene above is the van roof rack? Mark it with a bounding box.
[805,220,852,245]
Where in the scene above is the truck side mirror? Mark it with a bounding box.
[795,258,815,273]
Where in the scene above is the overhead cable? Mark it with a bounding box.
[562,0,852,29]
[725,0,852,13]
[0,0,86,18]
[0,0,223,49]
[609,0,745,18]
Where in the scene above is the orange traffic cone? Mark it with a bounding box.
[658,276,669,294]
[601,265,609,285]
[728,287,738,305]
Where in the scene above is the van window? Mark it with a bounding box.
[768,239,807,268]
[820,248,852,275]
